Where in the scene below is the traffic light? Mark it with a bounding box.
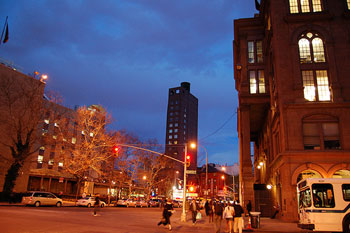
[186,155,191,167]
[113,146,119,154]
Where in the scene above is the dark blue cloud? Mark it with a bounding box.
[0,0,255,165]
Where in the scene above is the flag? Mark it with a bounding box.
[3,24,9,43]
[255,0,260,11]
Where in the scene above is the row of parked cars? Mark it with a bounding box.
[21,191,182,208]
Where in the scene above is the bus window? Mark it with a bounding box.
[342,184,350,201]
[312,183,335,208]
[299,188,312,208]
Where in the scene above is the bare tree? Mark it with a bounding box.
[59,106,116,199]
[0,73,48,196]
[139,139,169,200]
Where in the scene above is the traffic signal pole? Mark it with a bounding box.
[181,143,187,222]
[115,143,188,222]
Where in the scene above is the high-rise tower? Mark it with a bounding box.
[165,82,198,185]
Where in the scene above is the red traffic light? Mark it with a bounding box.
[186,155,190,160]
[113,146,119,153]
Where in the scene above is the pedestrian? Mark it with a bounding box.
[271,203,280,219]
[213,199,224,233]
[223,202,235,233]
[82,192,87,199]
[93,194,100,216]
[208,200,214,223]
[157,198,174,231]
[189,199,200,225]
[233,201,244,233]
[246,200,252,216]
[204,200,210,216]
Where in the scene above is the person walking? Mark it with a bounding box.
[157,198,174,231]
[190,199,200,225]
[213,199,224,233]
[204,200,210,216]
[233,201,244,233]
[246,200,252,216]
[93,195,100,216]
[223,202,235,233]
[208,200,214,223]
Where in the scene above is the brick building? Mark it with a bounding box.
[234,0,350,221]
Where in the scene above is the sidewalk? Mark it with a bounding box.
[253,217,302,232]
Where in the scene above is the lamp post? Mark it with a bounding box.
[181,143,188,222]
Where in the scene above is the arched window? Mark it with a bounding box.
[289,0,323,14]
[298,32,325,63]
[298,32,330,101]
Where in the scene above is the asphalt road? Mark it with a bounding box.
[0,206,302,233]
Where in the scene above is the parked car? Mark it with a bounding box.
[136,199,149,208]
[22,191,63,207]
[125,199,137,208]
[76,196,106,208]
[148,199,159,207]
[115,198,128,207]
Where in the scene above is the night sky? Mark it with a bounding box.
[0,0,256,166]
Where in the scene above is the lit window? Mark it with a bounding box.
[316,70,331,101]
[72,137,76,144]
[81,130,85,135]
[250,70,265,94]
[174,129,178,133]
[289,0,323,13]
[54,122,59,127]
[301,0,311,12]
[348,0,350,10]
[169,135,173,139]
[174,141,178,145]
[312,38,325,62]
[58,162,63,167]
[289,0,299,13]
[250,71,257,94]
[248,41,263,64]
[258,70,266,93]
[169,123,173,127]
[53,135,57,140]
[37,155,44,163]
[174,135,178,139]
[302,70,331,101]
[48,159,54,165]
[248,41,255,63]
[175,123,178,127]
[90,132,94,137]
[169,129,173,133]
[44,119,49,124]
[176,89,180,94]
[302,71,316,101]
[299,38,311,63]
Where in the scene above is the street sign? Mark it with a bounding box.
[186,170,196,174]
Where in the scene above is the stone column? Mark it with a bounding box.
[238,105,254,209]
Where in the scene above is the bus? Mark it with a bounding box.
[297,178,350,232]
